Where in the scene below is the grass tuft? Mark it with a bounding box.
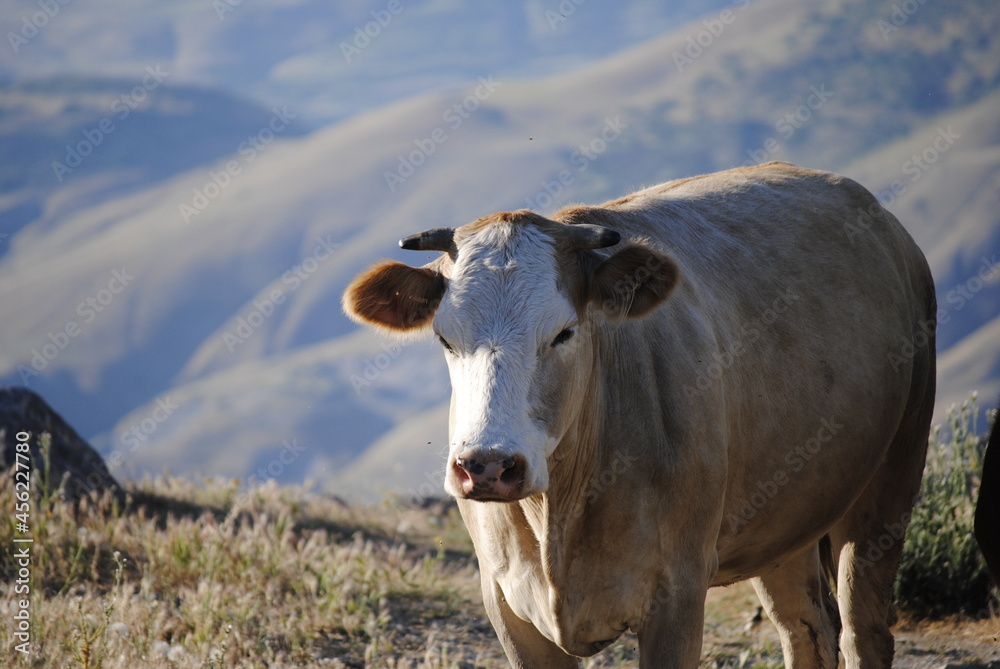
[895,394,999,618]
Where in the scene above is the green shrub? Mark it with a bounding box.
[894,394,998,618]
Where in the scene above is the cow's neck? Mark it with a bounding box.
[519,418,599,561]
[517,328,627,580]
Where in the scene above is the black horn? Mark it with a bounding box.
[564,224,621,250]
[399,227,455,252]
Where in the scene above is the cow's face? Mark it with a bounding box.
[343,211,678,502]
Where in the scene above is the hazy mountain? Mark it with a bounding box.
[0,77,312,247]
[0,0,736,124]
[1,0,997,502]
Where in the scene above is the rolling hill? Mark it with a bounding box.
[1,0,998,502]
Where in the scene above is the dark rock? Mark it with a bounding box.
[0,386,121,501]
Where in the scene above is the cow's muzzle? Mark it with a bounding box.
[451,451,528,502]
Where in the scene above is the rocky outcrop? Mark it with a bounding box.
[0,386,121,501]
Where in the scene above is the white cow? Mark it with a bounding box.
[343,162,936,668]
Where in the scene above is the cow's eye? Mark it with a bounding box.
[437,335,454,353]
[551,328,575,347]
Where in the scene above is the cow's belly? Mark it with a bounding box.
[713,410,908,582]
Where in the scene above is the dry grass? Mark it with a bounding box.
[0,472,505,668]
[0,467,790,668]
[1,406,997,668]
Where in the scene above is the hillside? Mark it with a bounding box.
[0,0,998,501]
[0,78,312,238]
[0,0,735,124]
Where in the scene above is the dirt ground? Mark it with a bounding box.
[318,502,1000,667]
[704,581,1000,669]
[316,573,1000,668]
[892,617,1000,668]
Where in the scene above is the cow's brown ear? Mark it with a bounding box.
[590,242,679,319]
[343,261,445,334]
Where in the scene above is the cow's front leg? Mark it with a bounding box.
[634,567,709,669]
[480,575,579,669]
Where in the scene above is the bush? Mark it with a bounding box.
[894,394,998,618]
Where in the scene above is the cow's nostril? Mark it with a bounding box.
[500,457,526,486]
[456,457,485,476]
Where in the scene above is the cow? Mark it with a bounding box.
[342,162,937,668]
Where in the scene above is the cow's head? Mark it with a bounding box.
[343,210,678,502]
